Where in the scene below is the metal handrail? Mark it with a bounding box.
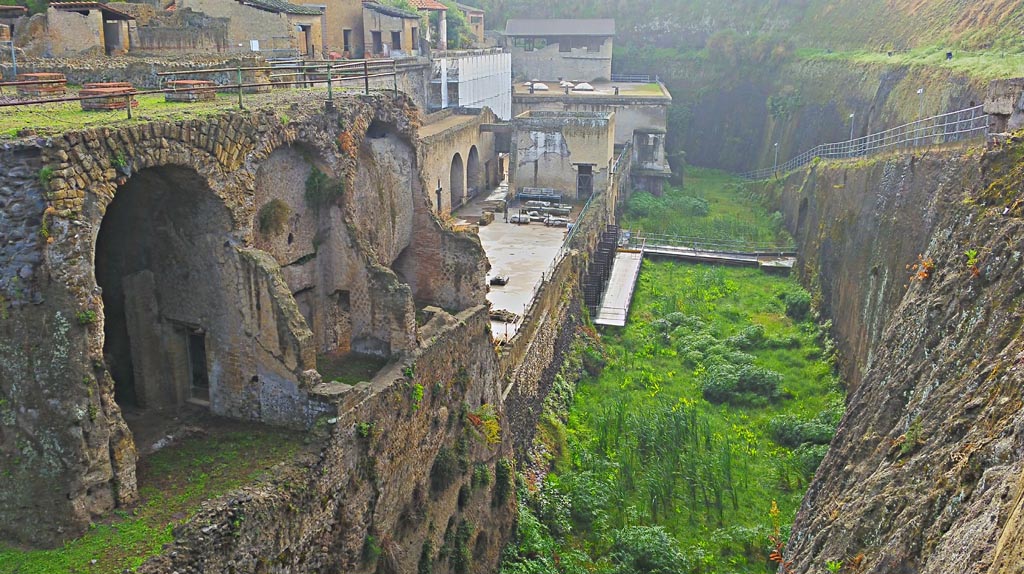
[742,105,989,180]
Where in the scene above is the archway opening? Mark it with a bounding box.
[466,145,482,199]
[450,152,465,210]
[95,166,233,416]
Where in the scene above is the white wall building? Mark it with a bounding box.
[433,48,512,120]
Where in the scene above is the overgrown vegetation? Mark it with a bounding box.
[258,199,291,235]
[503,262,843,573]
[622,168,792,248]
[304,167,344,209]
[0,429,303,573]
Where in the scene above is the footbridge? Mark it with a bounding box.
[592,230,796,327]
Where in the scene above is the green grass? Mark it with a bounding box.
[0,86,362,138]
[504,263,842,574]
[318,352,389,385]
[0,428,303,574]
[798,45,1024,81]
[622,168,793,248]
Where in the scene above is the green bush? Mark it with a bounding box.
[609,525,685,574]
[768,415,835,448]
[780,290,811,321]
[700,364,783,406]
[304,167,344,209]
[430,446,460,493]
[793,443,829,479]
[258,199,291,235]
[725,324,765,350]
[493,458,513,506]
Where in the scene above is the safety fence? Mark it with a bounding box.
[0,59,399,119]
[741,105,989,180]
[621,230,796,255]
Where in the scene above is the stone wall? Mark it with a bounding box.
[0,93,486,547]
[500,145,627,452]
[761,144,1024,573]
[511,110,615,200]
[418,108,500,213]
[0,55,269,87]
[512,90,671,146]
[178,0,304,55]
[46,7,104,56]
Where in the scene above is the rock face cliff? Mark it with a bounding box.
[765,144,1024,573]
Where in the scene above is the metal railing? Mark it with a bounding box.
[741,105,989,180]
[0,59,399,118]
[622,229,796,255]
[610,73,651,83]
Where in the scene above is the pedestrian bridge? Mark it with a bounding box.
[592,231,796,327]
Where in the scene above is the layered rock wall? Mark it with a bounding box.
[763,144,1024,573]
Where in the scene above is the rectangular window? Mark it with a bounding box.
[372,30,383,54]
[343,28,352,52]
[391,30,402,50]
[411,27,418,49]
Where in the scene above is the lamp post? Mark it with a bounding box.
[916,88,924,146]
[773,142,779,175]
[848,113,855,157]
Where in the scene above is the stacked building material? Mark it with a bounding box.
[15,73,68,97]
[165,80,217,102]
[79,82,138,111]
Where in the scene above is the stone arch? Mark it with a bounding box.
[95,165,235,413]
[467,145,482,199]
[450,152,465,210]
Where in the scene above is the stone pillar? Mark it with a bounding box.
[439,10,447,50]
[440,56,448,108]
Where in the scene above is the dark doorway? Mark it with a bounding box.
[391,30,402,51]
[372,31,383,55]
[450,152,465,210]
[576,164,594,199]
[467,145,482,198]
[96,166,232,412]
[187,329,210,403]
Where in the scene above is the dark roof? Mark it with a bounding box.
[0,5,28,15]
[236,0,323,16]
[363,1,419,19]
[50,1,135,19]
[505,18,614,37]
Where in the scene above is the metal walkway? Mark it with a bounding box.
[594,249,644,327]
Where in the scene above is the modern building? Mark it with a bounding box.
[432,48,511,119]
[503,18,614,82]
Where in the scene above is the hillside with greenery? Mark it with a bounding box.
[500,171,843,573]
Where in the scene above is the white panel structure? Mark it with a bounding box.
[433,49,512,120]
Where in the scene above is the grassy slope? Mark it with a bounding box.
[0,429,304,574]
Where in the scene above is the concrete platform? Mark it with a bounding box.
[594,250,644,327]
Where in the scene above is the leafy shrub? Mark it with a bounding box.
[793,443,829,479]
[768,415,835,448]
[674,195,709,216]
[725,324,765,350]
[609,525,685,574]
[780,290,811,321]
[418,540,433,574]
[493,458,513,506]
[304,167,344,209]
[258,199,291,235]
[362,534,381,565]
[430,446,460,493]
[700,364,783,406]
